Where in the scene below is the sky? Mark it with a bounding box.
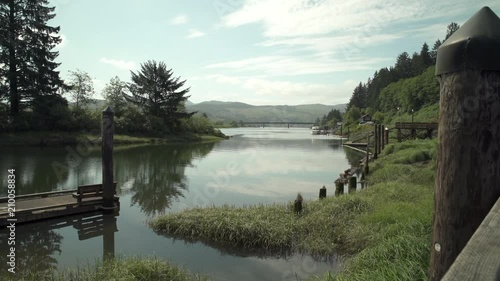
[48,0,500,106]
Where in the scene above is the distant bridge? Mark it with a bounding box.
[241,121,316,128]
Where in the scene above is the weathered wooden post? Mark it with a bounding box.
[335,181,344,196]
[379,124,383,153]
[319,185,327,199]
[381,124,385,150]
[348,176,356,192]
[429,7,500,281]
[102,106,115,212]
[365,136,370,176]
[373,124,378,159]
[385,127,389,145]
[294,193,303,214]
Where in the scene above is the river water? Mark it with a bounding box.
[0,128,365,280]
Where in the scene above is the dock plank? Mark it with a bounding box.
[0,194,119,226]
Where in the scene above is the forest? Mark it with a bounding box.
[320,22,460,127]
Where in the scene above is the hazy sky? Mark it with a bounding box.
[49,0,500,105]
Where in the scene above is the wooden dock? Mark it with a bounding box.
[0,188,119,227]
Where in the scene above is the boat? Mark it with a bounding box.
[311,126,320,135]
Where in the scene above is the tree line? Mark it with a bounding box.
[341,22,460,125]
[0,0,217,136]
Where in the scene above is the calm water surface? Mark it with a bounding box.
[0,128,365,280]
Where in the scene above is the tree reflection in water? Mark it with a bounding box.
[114,142,216,216]
[0,225,62,280]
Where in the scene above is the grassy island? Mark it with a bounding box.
[150,139,437,281]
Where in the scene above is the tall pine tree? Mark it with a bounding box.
[124,60,194,132]
[0,0,63,124]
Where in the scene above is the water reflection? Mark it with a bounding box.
[114,143,215,216]
[0,212,117,280]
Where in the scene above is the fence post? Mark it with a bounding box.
[429,7,500,280]
[102,106,115,212]
[379,124,383,153]
[381,124,385,150]
[373,124,378,159]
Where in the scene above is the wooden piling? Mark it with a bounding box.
[319,186,327,199]
[101,106,115,212]
[429,7,500,281]
[348,176,356,191]
[335,182,344,196]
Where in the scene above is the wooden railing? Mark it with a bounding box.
[441,197,500,280]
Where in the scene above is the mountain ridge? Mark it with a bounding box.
[186,101,346,123]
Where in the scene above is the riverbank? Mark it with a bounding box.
[2,256,208,281]
[0,131,227,146]
[150,139,437,280]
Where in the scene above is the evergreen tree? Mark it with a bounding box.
[125,60,194,132]
[394,52,413,79]
[445,22,460,41]
[347,82,367,110]
[420,43,432,67]
[430,39,442,64]
[0,0,63,123]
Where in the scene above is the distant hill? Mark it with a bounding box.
[186,101,347,123]
[74,99,347,123]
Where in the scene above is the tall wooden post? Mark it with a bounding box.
[378,124,383,153]
[102,106,115,212]
[429,7,500,281]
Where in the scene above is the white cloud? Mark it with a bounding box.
[221,0,475,38]
[186,29,205,39]
[206,55,391,76]
[99,57,136,70]
[170,14,188,25]
[195,74,356,105]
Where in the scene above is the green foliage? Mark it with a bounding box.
[66,69,95,110]
[102,76,127,118]
[151,140,437,281]
[125,60,193,133]
[344,106,362,125]
[0,0,63,118]
[31,94,72,130]
[6,256,209,281]
[379,66,439,113]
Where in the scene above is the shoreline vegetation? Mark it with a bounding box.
[149,139,437,281]
[3,256,209,281]
[0,131,227,146]
[5,139,437,281]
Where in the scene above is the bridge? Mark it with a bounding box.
[241,121,316,128]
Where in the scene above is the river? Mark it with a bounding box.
[0,127,365,280]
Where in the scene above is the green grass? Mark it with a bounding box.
[0,131,226,146]
[150,139,437,281]
[1,256,209,281]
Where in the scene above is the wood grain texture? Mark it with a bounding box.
[441,198,500,281]
[429,70,500,280]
